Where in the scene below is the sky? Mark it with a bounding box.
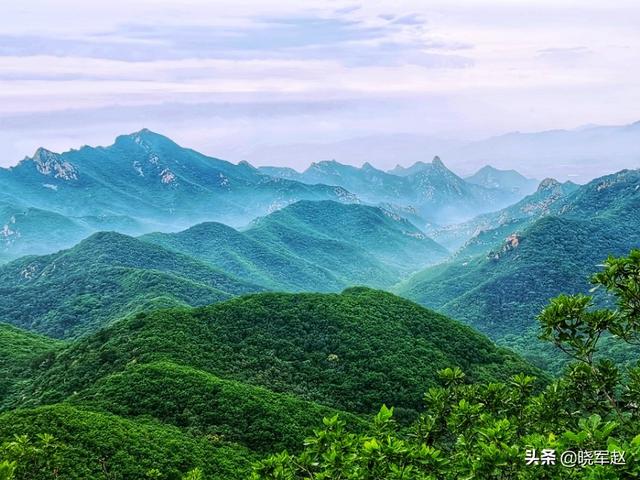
[1,0,639,171]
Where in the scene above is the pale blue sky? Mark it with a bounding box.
[1,0,639,170]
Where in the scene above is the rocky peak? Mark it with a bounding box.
[30,148,78,181]
[537,178,560,192]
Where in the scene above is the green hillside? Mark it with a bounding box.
[18,289,541,419]
[0,404,255,480]
[71,360,365,454]
[0,323,62,406]
[143,200,448,292]
[0,232,261,338]
[246,201,448,273]
[141,221,345,292]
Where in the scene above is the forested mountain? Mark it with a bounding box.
[0,232,262,338]
[12,289,540,416]
[0,289,540,479]
[0,323,62,405]
[141,221,344,292]
[260,157,526,224]
[245,201,448,274]
[397,169,640,369]
[0,200,447,339]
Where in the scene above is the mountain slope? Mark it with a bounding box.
[396,169,640,369]
[429,178,579,252]
[0,323,62,406]
[0,201,145,262]
[0,232,261,338]
[245,201,448,275]
[1,202,91,259]
[19,289,541,420]
[71,360,365,454]
[0,404,255,480]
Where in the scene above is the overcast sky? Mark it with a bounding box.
[1,0,639,169]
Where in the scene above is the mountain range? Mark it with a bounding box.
[0,126,638,478]
[0,130,537,263]
[0,130,359,260]
[428,177,579,252]
[243,121,640,182]
[260,157,529,225]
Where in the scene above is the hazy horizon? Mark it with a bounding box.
[1,0,640,180]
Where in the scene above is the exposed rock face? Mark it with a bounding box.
[487,233,522,261]
[31,148,78,181]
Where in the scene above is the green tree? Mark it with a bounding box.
[0,461,16,480]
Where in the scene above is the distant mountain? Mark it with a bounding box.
[0,231,262,338]
[465,165,538,195]
[0,130,359,233]
[256,165,301,180]
[242,133,462,170]
[387,161,432,177]
[445,122,640,182]
[429,177,579,252]
[396,169,640,370]
[1,202,90,260]
[261,157,524,224]
[144,200,448,290]
[251,121,640,183]
[262,160,407,205]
